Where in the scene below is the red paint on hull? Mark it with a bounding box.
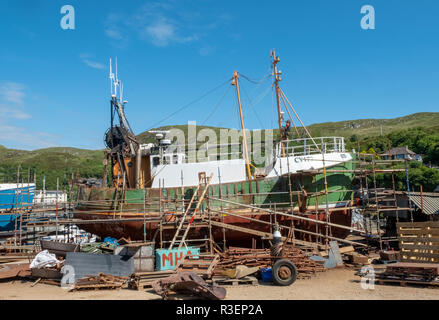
[75,209,352,247]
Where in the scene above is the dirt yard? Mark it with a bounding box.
[0,268,438,300]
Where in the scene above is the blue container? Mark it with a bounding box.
[260,267,273,282]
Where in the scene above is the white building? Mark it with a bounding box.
[33,190,67,206]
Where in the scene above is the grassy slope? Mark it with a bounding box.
[305,112,439,138]
[138,112,439,142]
[0,147,104,189]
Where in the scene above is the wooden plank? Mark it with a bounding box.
[402,249,439,254]
[401,244,439,250]
[398,229,439,236]
[31,278,42,287]
[180,261,213,266]
[206,255,220,276]
[397,222,439,228]
[210,276,258,286]
[376,278,439,287]
[400,252,439,259]
[399,237,439,243]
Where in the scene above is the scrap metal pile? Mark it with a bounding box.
[128,270,176,290]
[73,273,129,291]
[177,254,220,277]
[151,271,226,300]
[214,245,325,278]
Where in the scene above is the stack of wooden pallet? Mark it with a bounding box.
[376,262,439,287]
[397,222,439,263]
[72,273,129,291]
[177,254,220,278]
[128,270,176,290]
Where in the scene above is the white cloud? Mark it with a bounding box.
[0,81,60,150]
[144,18,175,47]
[104,13,129,49]
[104,2,229,50]
[0,104,31,120]
[0,82,31,120]
[0,124,60,150]
[141,17,197,47]
[83,60,105,70]
[106,28,123,41]
[0,82,26,105]
[80,54,105,70]
[199,45,214,56]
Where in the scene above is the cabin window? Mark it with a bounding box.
[173,154,179,164]
[153,157,160,167]
[163,156,171,164]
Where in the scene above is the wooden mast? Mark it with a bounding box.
[271,49,285,157]
[232,71,252,180]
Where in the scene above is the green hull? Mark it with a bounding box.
[79,157,356,213]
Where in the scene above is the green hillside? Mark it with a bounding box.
[0,112,438,190]
[0,147,105,190]
[138,112,439,143]
[137,125,235,144]
[305,112,439,139]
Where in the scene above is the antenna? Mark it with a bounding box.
[109,58,113,79]
[110,59,113,95]
[120,81,123,104]
[109,58,120,99]
[116,57,118,83]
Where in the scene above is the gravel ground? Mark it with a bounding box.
[0,268,438,300]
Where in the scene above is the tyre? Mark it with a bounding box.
[272,259,297,286]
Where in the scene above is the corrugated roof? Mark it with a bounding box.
[388,146,416,156]
[408,192,439,215]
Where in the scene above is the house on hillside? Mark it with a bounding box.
[34,190,67,207]
[380,146,423,162]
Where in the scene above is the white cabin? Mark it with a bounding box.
[146,136,352,188]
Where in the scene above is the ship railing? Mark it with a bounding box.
[280,136,346,157]
[157,142,245,164]
[155,137,346,164]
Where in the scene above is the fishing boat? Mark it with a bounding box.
[75,52,356,247]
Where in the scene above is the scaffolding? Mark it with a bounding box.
[1,152,417,258]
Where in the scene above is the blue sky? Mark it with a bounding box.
[0,0,438,150]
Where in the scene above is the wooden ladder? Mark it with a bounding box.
[168,172,214,250]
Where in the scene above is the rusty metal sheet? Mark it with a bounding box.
[40,240,79,258]
[31,267,62,279]
[152,271,226,300]
[0,263,30,280]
